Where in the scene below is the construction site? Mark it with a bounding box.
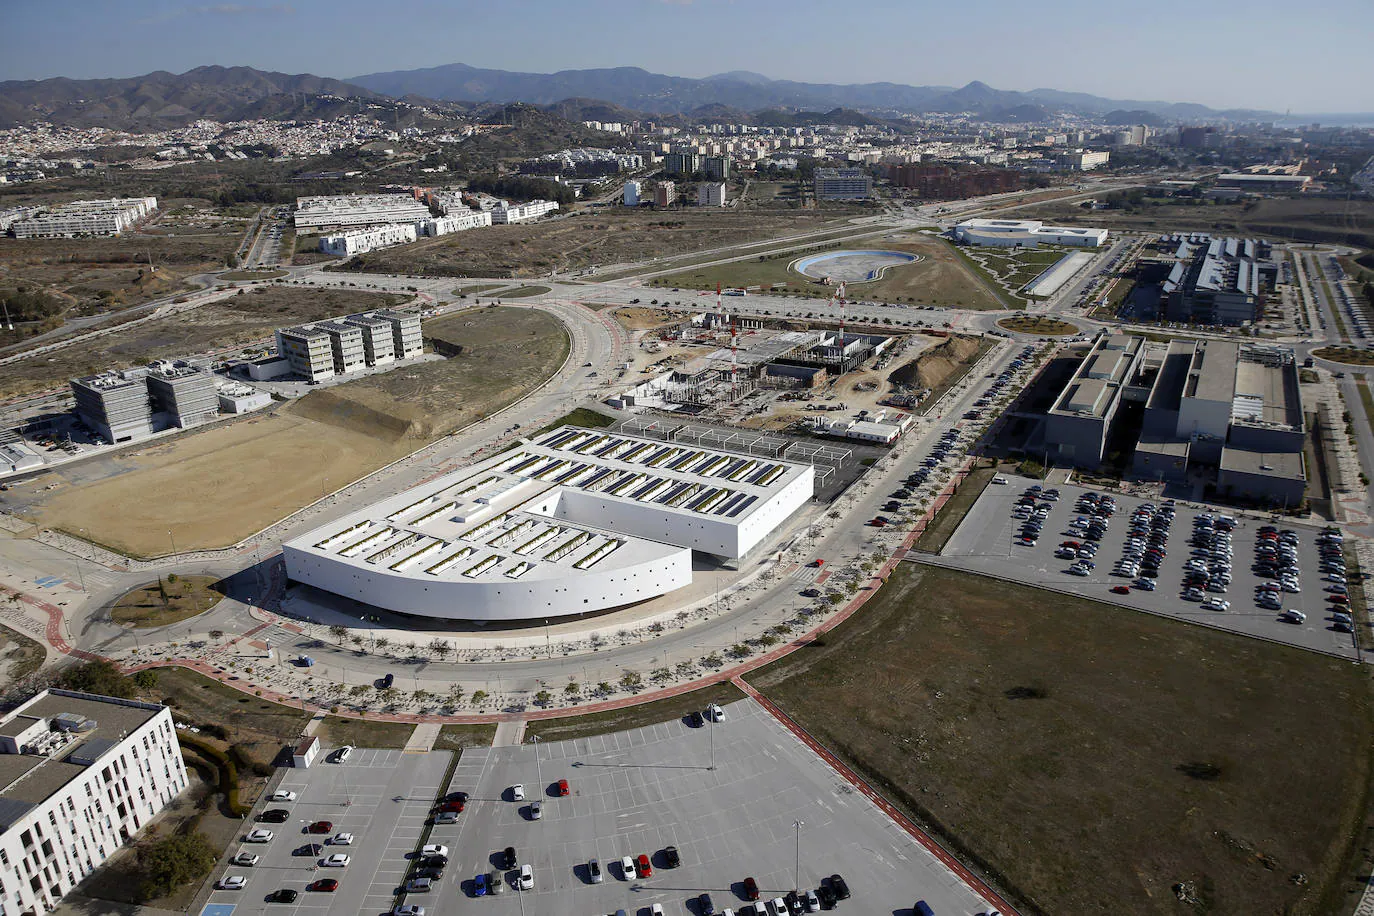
[605,288,985,444]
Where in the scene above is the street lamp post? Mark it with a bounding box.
[532,735,542,799]
[793,819,805,893]
[709,714,716,771]
[167,529,178,557]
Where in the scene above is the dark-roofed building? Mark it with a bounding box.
[1162,236,1276,326]
[0,690,186,914]
[1044,332,1146,468]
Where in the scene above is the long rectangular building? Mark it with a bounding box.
[11,198,157,239]
[0,690,188,915]
[293,194,432,232]
[1044,332,1145,468]
[953,218,1108,248]
[284,426,814,622]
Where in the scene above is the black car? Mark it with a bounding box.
[422,854,448,869]
[815,884,837,908]
[415,865,444,880]
[699,892,716,915]
[502,846,518,869]
[687,710,704,728]
[784,890,804,914]
[828,874,851,900]
[293,843,323,857]
[267,889,299,904]
[664,846,681,868]
[259,809,290,823]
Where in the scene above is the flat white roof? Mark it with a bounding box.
[285,426,813,584]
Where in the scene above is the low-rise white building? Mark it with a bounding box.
[420,210,492,237]
[0,690,188,915]
[953,218,1108,248]
[491,200,560,224]
[294,194,432,232]
[319,222,417,257]
[698,182,727,207]
[283,425,815,622]
[11,197,156,238]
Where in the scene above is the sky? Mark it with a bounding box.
[1,0,1371,114]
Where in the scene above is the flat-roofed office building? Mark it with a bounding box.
[1044,332,1145,468]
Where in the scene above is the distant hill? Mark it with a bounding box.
[1103,109,1168,127]
[0,65,409,129]
[350,63,1280,121]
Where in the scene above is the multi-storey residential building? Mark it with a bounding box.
[10,198,157,238]
[663,152,699,175]
[623,181,640,207]
[316,321,366,376]
[0,690,188,915]
[275,325,338,383]
[654,181,676,208]
[374,310,422,360]
[702,156,731,181]
[490,200,559,224]
[273,311,420,382]
[419,210,492,237]
[1054,150,1110,171]
[69,371,154,444]
[813,168,872,199]
[293,194,432,232]
[698,182,727,207]
[319,223,417,257]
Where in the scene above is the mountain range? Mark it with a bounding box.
[0,63,1300,132]
[348,63,1280,122]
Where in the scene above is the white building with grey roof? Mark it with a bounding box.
[0,690,187,915]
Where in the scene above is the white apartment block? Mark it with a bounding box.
[623,181,640,207]
[420,210,492,237]
[275,311,421,382]
[698,182,727,207]
[1056,150,1111,171]
[10,198,157,238]
[490,200,560,224]
[294,194,432,232]
[319,222,417,257]
[0,690,188,915]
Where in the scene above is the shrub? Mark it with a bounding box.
[136,831,215,902]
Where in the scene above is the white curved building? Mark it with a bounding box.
[283,426,814,622]
[953,218,1108,248]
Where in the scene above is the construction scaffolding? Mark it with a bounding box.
[613,418,849,486]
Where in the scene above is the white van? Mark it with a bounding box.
[991,476,1008,485]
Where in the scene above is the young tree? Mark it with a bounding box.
[650,667,671,683]
[619,671,642,690]
[534,690,552,706]
[428,638,452,661]
[448,684,465,707]
[470,689,489,706]
[563,681,580,697]
[596,681,614,696]
[328,625,348,642]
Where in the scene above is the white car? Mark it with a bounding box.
[392,907,425,916]
[269,790,297,802]
[1282,609,1307,624]
[511,784,525,801]
[245,829,274,843]
[518,863,534,890]
[216,876,246,890]
[421,844,448,858]
[620,855,636,879]
[333,746,354,763]
[331,833,354,845]
[231,852,259,866]
[321,854,351,867]
[706,703,725,722]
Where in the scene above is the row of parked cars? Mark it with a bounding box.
[1108,497,1170,593]
[1182,512,1235,609]
[596,874,851,916]
[222,786,360,903]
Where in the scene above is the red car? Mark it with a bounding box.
[306,821,333,834]
[308,878,338,892]
[557,778,570,797]
[808,559,825,568]
[439,799,465,813]
[635,854,652,879]
[1110,585,1131,595]
[744,877,760,901]
[868,518,888,528]
[1330,594,1350,604]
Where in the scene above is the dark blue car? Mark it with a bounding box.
[473,872,488,897]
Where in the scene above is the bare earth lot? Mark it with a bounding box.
[0,285,407,400]
[16,306,568,556]
[332,207,868,279]
[654,232,1002,309]
[750,564,1373,916]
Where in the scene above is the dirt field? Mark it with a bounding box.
[0,285,408,400]
[751,564,1373,916]
[111,574,222,628]
[330,207,868,279]
[890,334,984,390]
[1016,196,1374,250]
[654,232,1002,309]
[16,307,568,556]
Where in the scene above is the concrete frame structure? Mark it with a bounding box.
[0,690,188,915]
[953,218,1108,248]
[654,182,676,208]
[10,198,156,239]
[813,168,873,200]
[283,426,815,622]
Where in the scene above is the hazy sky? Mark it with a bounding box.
[2,0,1371,113]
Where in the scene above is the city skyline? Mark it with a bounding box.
[1,0,1371,116]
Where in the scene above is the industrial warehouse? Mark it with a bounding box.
[283,426,815,622]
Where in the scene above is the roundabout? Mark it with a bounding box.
[791,249,919,284]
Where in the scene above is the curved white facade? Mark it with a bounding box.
[283,426,814,622]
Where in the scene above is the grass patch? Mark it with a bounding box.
[147,666,310,750]
[914,466,996,553]
[749,564,1373,916]
[433,723,498,752]
[453,284,505,295]
[495,285,551,298]
[313,716,416,749]
[526,681,746,743]
[995,316,1079,336]
[110,575,222,628]
[1313,346,1374,366]
[534,406,616,436]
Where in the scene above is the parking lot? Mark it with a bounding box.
[204,748,452,916]
[935,476,1362,661]
[210,701,998,916]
